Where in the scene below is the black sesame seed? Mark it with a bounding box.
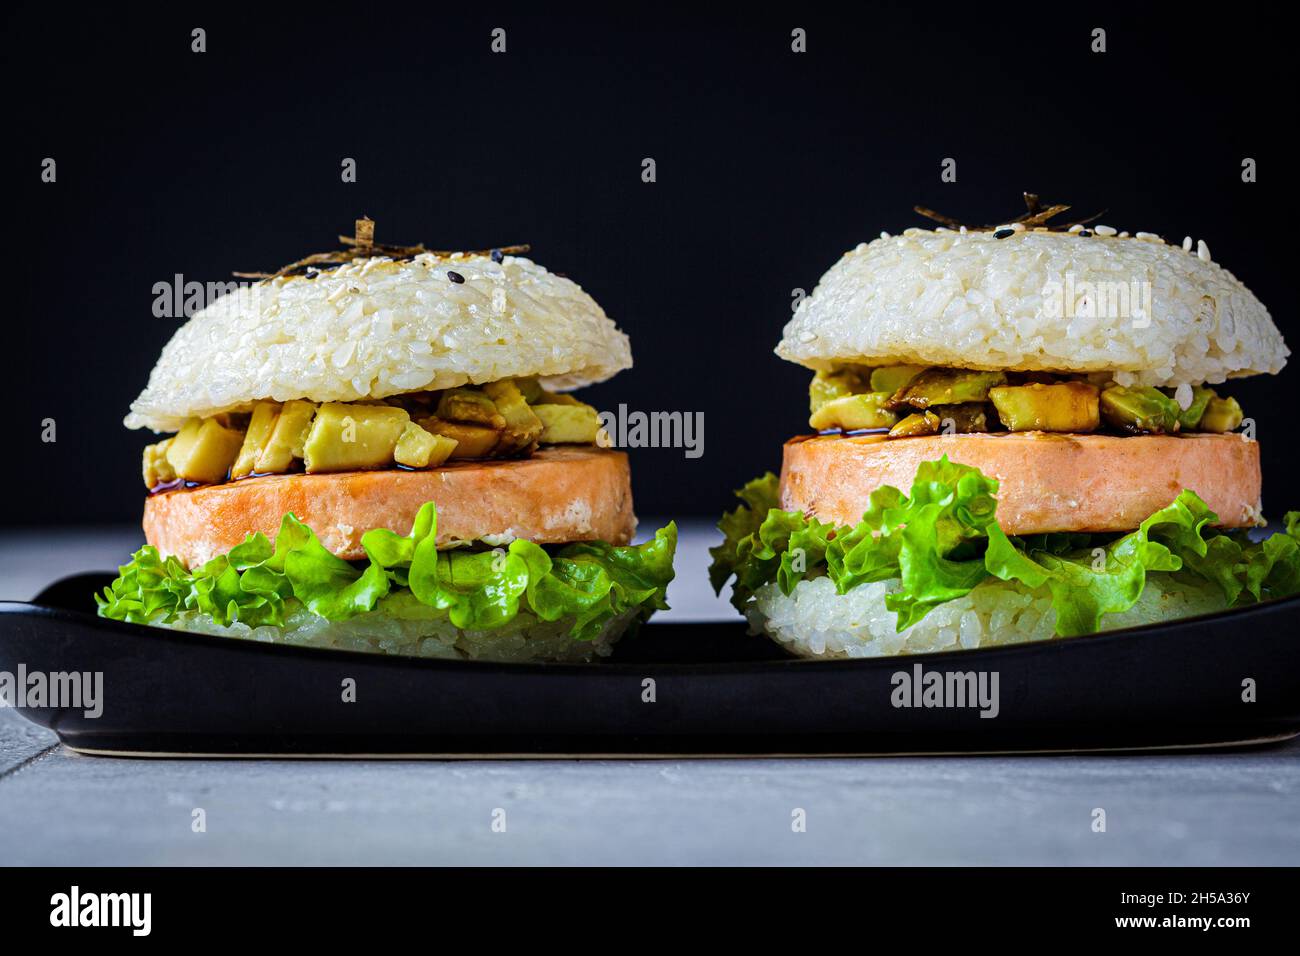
[1079,230,1092,237]
[994,228,1015,239]
[447,270,465,283]
[490,248,504,263]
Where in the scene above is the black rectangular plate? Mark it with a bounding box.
[2,574,1298,756]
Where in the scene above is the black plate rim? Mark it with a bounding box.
[4,571,1299,675]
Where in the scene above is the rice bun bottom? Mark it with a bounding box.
[744,573,1227,659]
[160,601,642,663]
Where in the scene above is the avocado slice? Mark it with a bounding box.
[888,411,942,438]
[809,366,872,413]
[437,388,506,429]
[869,365,927,394]
[163,419,201,474]
[890,368,1007,409]
[1199,395,1244,433]
[530,389,583,406]
[302,402,410,473]
[394,420,458,468]
[989,383,1100,432]
[254,400,317,473]
[1099,386,1181,434]
[534,403,601,444]
[231,401,282,479]
[165,417,245,484]
[1173,386,1214,431]
[809,392,898,431]
[513,376,546,404]
[419,417,502,459]
[142,438,176,489]
[929,403,993,434]
[483,379,543,453]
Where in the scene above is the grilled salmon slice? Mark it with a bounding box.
[781,432,1262,535]
[144,447,636,568]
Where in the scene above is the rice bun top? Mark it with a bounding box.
[777,228,1287,388]
[126,252,633,432]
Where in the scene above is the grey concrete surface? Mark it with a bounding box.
[2,522,1299,866]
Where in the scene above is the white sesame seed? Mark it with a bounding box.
[1136,231,1161,241]
[1198,239,1212,263]
[880,231,891,240]
[1011,222,1027,233]
[1095,225,1118,237]
[1068,224,1083,233]
[1182,236,1193,252]
[959,225,968,234]
[1118,231,1130,238]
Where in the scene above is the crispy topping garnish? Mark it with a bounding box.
[234,219,531,280]
[913,193,1107,233]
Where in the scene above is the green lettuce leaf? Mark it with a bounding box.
[709,456,1300,636]
[709,458,998,626]
[707,472,782,597]
[831,459,1000,629]
[97,502,677,641]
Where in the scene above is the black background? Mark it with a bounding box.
[4,3,1293,526]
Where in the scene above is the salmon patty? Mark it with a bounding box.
[144,446,636,568]
[780,432,1262,535]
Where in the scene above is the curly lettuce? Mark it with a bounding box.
[709,456,1300,637]
[98,503,676,642]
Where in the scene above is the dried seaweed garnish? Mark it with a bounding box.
[234,219,531,280]
[912,193,1106,233]
[912,206,966,229]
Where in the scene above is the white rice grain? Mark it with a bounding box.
[746,573,1227,659]
[127,254,632,433]
[777,230,1286,388]
[161,599,641,664]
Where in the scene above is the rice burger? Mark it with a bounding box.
[98,224,676,662]
[710,210,1300,659]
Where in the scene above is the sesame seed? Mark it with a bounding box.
[1118,231,1130,238]
[959,225,968,234]
[1197,239,1212,263]
[1136,231,1160,241]
[447,270,465,283]
[491,249,504,263]
[1095,225,1118,237]
[1068,224,1083,233]
[880,231,891,240]
[993,228,1014,239]
[1079,230,1092,237]
[1182,236,1193,252]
